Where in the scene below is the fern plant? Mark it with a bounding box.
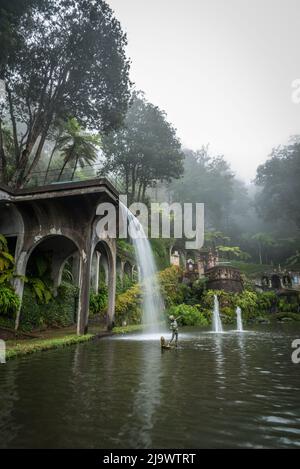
[0,287,21,315]
[25,278,53,304]
[0,234,16,284]
[0,234,21,317]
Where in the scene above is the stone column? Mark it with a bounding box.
[51,255,66,296]
[91,251,101,293]
[72,252,81,287]
[77,242,93,335]
[106,241,116,330]
[13,251,27,331]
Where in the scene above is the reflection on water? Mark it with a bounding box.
[119,345,162,448]
[0,324,300,448]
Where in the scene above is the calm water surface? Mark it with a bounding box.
[0,324,300,448]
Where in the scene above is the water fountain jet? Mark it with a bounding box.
[212,294,223,333]
[236,306,243,332]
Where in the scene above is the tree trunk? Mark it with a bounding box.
[58,160,68,181]
[71,156,79,180]
[12,132,40,188]
[125,169,129,194]
[22,119,52,187]
[131,167,136,202]
[0,119,7,184]
[43,144,57,185]
[6,86,20,166]
[137,181,143,202]
[258,243,262,265]
[141,182,147,201]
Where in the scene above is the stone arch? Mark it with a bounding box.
[15,234,80,330]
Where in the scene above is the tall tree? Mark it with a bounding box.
[251,233,276,265]
[101,92,184,202]
[255,138,300,230]
[0,0,39,78]
[170,147,234,230]
[0,0,131,187]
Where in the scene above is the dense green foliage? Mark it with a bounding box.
[168,304,209,326]
[116,273,135,294]
[19,282,78,331]
[101,92,184,203]
[0,0,39,77]
[0,286,20,316]
[89,283,108,316]
[0,233,20,318]
[150,239,173,271]
[115,284,142,326]
[114,266,183,326]
[0,0,131,186]
[0,233,16,283]
[256,139,300,230]
[170,147,234,230]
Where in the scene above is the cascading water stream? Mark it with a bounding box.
[212,294,223,333]
[120,203,164,330]
[236,306,243,332]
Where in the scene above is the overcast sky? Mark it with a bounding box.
[107,0,300,181]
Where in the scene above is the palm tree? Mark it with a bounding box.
[56,118,100,182]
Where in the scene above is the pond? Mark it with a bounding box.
[0,324,300,448]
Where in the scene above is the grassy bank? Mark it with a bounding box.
[3,323,147,362]
[6,333,95,361]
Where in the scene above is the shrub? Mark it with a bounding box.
[278,298,298,313]
[20,282,78,331]
[257,291,277,312]
[115,283,142,326]
[26,277,53,304]
[159,265,184,306]
[168,304,209,326]
[150,239,172,270]
[90,283,108,316]
[0,286,20,316]
[116,273,135,294]
[235,290,259,313]
[201,289,278,324]
[220,306,236,324]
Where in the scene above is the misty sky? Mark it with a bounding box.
[107,0,300,181]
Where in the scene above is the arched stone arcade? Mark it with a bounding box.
[0,179,119,335]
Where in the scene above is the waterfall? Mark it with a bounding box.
[212,294,223,333]
[236,306,243,332]
[120,203,164,329]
